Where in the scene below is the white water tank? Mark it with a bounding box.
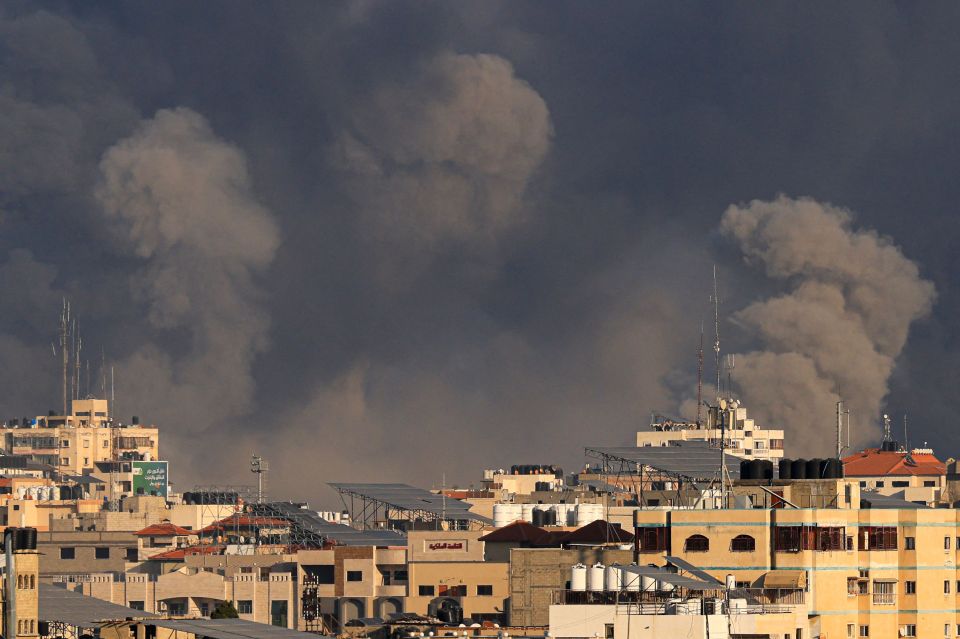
[520,504,536,523]
[640,574,656,592]
[16,487,26,499]
[576,503,602,526]
[728,598,747,611]
[605,564,622,591]
[725,574,736,591]
[27,487,38,500]
[658,578,675,593]
[684,598,701,615]
[493,504,521,528]
[666,598,684,614]
[622,566,640,592]
[554,504,571,525]
[587,563,605,591]
[570,564,587,591]
[50,486,60,500]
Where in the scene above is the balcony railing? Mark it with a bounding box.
[872,592,896,605]
[553,588,804,612]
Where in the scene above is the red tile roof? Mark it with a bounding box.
[843,448,945,477]
[479,519,634,547]
[147,545,224,561]
[560,520,634,545]
[199,514,291,534]
[136,522,194,536]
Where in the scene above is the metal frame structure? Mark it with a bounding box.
[584,442,744,509]
[329,483,491,531]
[192,484,257,559]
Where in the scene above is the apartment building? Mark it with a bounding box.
[638,399,784,460]
[0,400,161,485]
[843,445,945,505]
[631,479,960,639]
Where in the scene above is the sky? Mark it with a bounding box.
[2,2,959,507]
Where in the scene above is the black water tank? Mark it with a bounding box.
[761,460,774,480]
[792,459,808,479]
[131,415,140,425]
[740,460,754,479]
[21,527,36,550]
[779,459,793,480]
[532,509,545,527]
[825,458,843,478]
[807,458,822,479]
[544,508,557,526]
[818,459,830,479]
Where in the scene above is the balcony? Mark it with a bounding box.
[872,592,896,605]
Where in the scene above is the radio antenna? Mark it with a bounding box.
[696,321,704,426]
[712,266,721,402]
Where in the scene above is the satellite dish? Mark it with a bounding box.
[719,399,728,410]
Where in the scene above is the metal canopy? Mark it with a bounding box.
[39,583,158,627]
[330,483,492,527]
[585,441,744,480]
[665,555,723,585]
[860,491,927,509]
[145,618,328,638]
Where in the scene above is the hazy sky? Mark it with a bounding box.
[2,2,959,507]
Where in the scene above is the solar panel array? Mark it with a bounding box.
[329,482,492,523]
[40,583,158,626]
[585,441,744,479]
[618,564,718,591]
[664,555,723,584]
[253,502,407,546]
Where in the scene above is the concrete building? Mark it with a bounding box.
[843,445,945,505]
[637,399,784,461]
[0,400,161,490]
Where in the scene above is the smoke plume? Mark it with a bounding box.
[721,196,935,454]
[95,108,280,463]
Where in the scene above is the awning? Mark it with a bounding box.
[763,570,805,589]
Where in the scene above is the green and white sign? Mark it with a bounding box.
[132,461,168,497]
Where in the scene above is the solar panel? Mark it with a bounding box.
[254,502,407,546]
[329,483,492,523]
[146,618,328,638]
[40,583,158,626]
[664,555,723,585]
[585,441,744,479]
[618,564,718,591]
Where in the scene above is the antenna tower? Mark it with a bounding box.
[696,322,704,426]
[712,266,721,402]
[835,400,850,459]
[251,455,268,504]
[711,266,729,508]
[58,300,70,416]
[882,413,892,443]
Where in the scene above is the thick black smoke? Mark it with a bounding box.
[0,3,957,505]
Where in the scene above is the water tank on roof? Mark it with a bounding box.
[760,460,774,480]
[807,458,823,479]
[587,563,605,591]
[623,566,641,592]
[532,508,546,527]
[543,507,558,527]
[520,504,536,523]
[778,459,793,480]
[792,459,808,480]
[570,564,587,591]
[739,460,754,479]
[640,574,656,592]
[605,564,622,591]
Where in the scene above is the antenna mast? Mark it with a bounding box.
[696,321,704,426]
[903,413,909,451]
[712,266,721,402]
[882,413,892,443]
[835,400,850,459]
[711,266,728,509]
[59,300,70,416]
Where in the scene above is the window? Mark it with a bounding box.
[859,526,897,550]
[60,457,69,465]
[731,534,755,552]
[61,439,69,447]
[637,527,670,552]
[905,581,916,594]
[902,625,916,637]
[846,624,855,638]
[605,624,614,639]
[892,481,909,488]
[859,481,867,487]
[393,570,408,581]
[775,525,844,552]
[102,440,109,448]
[129,601,144,611]
[872,581,895,604]
[167,602,186,616]
[270,601,288,628]
[477,585,493,596]
[419,585,435,596]
[859,625,869,637]
[346,571,363,582]
[441,585,467,597]
[875,481,884,487]
[755,440,766,449]
[947,537,953,550]
[684,534,709,552]
[238,600,253,614]
[60,547,75,560]
[905,536,915,550]
[83,439,90,448]
[924,480,936,487]
[126,547,138,561]
[847,577,859,596]
[95,547,110,559]
[945,580,952,594]
[846,536,854,551]
[858,580,868,595]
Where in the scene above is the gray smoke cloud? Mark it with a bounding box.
[95,108,280,462]
[720,196,936,454]
[330,51,552,284]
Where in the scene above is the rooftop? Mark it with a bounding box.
[842,447,945,477]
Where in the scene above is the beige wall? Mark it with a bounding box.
[407,561,507,620]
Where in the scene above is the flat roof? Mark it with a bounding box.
[40,583,158,627]
[145,619,328,638]
[329,483,492,523]
[585,441,743,479]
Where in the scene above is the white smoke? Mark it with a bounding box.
[96,108,280,468]
[720,195,935,454]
